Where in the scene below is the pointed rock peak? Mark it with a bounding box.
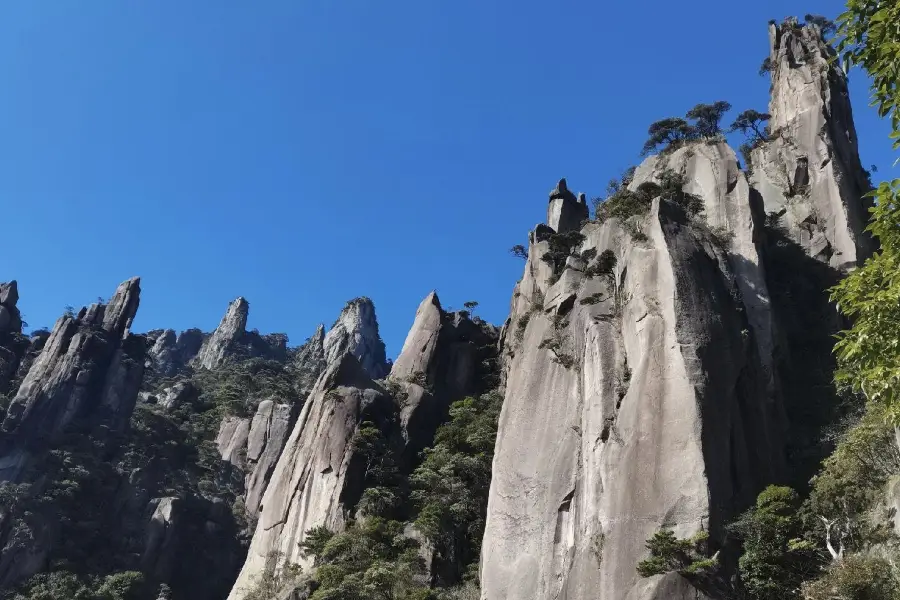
[390,291,444,383]
[296,324,326,360]
[577,192,587,205]
[324,297,388,380]
[423,290,441,311]
[101,277,141,338]
[549,177,576,202]
[225,297,250,322]
[193,297,250,370]
[0,281,19,308]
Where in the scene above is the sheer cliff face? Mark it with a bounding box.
[481,192,779,600]
[751,21,875,270]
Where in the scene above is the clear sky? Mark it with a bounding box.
[1,1,895,358]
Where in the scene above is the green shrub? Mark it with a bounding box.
[802,553,900,600]
[636,529,716,577]
[728,486,822,600]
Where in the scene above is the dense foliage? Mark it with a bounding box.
[728,487,821,600]
[831,0,900,417]
[410,391,503,582]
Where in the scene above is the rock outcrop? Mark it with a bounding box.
[194,298,250,370]
[390,291,499,464]
[750,19,875,270]
[548,178,589,233]
[0,278,145,478]
[323,297,389,379]
[227,353,395,600]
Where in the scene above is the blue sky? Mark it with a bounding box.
[1,1,895,358]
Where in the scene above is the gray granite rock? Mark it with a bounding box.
[750,20,875,270]
[323,298,388,380]
[194,298,249,370]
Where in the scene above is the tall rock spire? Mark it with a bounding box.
[750,19,875,270]
[193,297,249,370]
[323,297,388,379]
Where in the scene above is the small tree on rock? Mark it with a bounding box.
[641,118,697,155]
[509,244,528,261]
[730,109,771,143]
[686,101,732,138]
[805,14,836,35]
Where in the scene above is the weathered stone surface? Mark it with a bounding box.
[97,333,148,431]
[632,141,777,395]
[217,416,251,467]
[750,20,875,270]
[244,399,295,515]
[194,298,249,370]
[215,398,298,517]
[227,353,394,600]
[175,328,205,364]
[548,178,589,233]
[323,298,388,379]
[147,329,179,377]
[0,282,26,391]
[480,199,780,600]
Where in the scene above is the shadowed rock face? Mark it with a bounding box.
[548,178,589,234]
[215,398,298,517]
[750,21,875,270]
[633,142,777,397]
[390,291,499,466]
[294,324,327,400]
